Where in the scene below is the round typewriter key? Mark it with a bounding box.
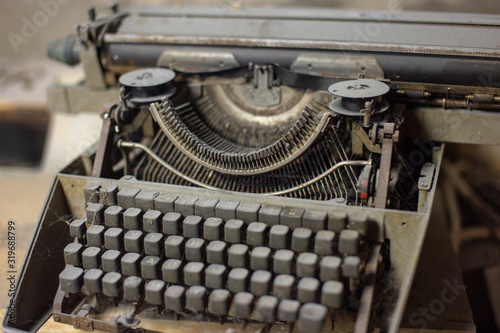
[146,279,166,306]
[328,210,347,232]
[269,225,289,249]
[144,232,164,256]
[320,256,342,282]
[321,280,344,309]
[314,230,335,255]
[164,235,185,259]
[246,222,267,246]
[250,270,272,296]
[124,230,143,253]
[297,277,320,303]
[184,262,205,286]
[224,219,244,244]
[82,246,101,270]
[303,209,327,233]
[291,227,312,253]
[121,253,141,277]
[104,205,123,228]
[297,252,318,278]
[84,183,100,204]
[273,249,294,274]
[347,211,369,237]
[123,276,144,302]
[250,246,271,271]
[233,292,254,320]
[102,249,122,273]
[86,225,105,247]
[273,274,295,300]
[228,268,250,293]
[143,210,162,233]
[84,269,103,294]
[338,230,360,255]
[186,285,207,313]
[228,243,249,268]
[59,266,84,294]
[255,295,278,323]
[259,204,282,226]
[195,197,220,219]
[203,217,223,241]
[102,272,123,297]
[104,227,124,250]
[278,299,301,323]
[185,238,206,262]
[123,208,142,230]
[208,289,232,316]
[99,184,118,206]
[162,212,183,235]
[63,243,83,266]
[183,215,203,238]
[155,193,178,214]
[69,219,87,238]
[297,303,327,333]
[165,285,185,312]
[342,256,361,279]
[205,264,227,290]
[141,256,161,279]
[86,203,104,225]
[117,188,140,209]
[162,259,183,284]
[206,240,227,265]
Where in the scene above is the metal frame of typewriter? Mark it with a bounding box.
[5,5,500,333]
[4,159,442,333]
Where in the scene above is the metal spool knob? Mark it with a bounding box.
[328,79,390,117]
[119,67,176,107]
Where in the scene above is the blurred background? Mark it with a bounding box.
[0,0,499,332]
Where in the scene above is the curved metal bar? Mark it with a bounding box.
[118,140,371,196]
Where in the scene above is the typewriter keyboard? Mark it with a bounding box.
[58,183,378,332]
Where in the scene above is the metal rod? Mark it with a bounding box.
[118,140,371,196]
[271,160,371,196]
[104,34,500,59]
[118,140,220,191]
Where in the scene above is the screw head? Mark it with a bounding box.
[53,315,60,322]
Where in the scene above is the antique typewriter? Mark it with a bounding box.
[4,5,499,333]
